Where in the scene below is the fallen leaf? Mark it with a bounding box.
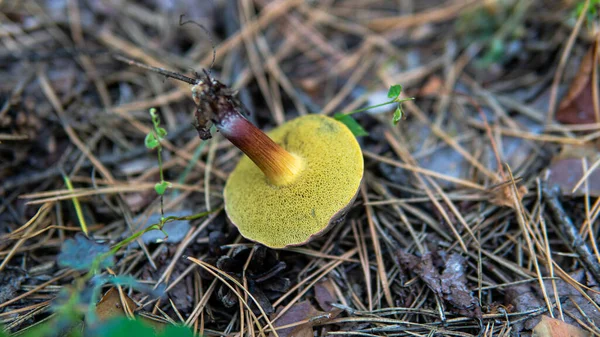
[532,315,591,337]
[269,300,337,337]
[557,41,599,124]
[95,288,168,332]
[95,288,137,322]
[396,251,482,319]
[314,279,337,312]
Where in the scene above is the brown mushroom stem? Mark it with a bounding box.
[217,111,304,186]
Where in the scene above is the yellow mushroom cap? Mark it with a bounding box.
[224,114,364,249]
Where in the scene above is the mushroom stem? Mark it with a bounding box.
[217,111,303,186]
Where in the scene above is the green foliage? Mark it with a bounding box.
[145,108,171,216]
[334,113,369,136]
[154,181,171,195]
[91,317,154,337]
[392,107,403,124]
[145,108,168,150]
[387,84,402,98]
[386,84,412,125]
[573,0,600,24]
[455,0,526,66]
[334,84,412,135]
[144,133,160,149]
[88,317,193,337]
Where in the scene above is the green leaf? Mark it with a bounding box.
[158,325,194,337]
[156,127,167,139]
[145,133,159,149]
[87,317,194,337]
[334,113,369,137]
[387,84,402,99]
[155,181,170,195]
[93,317,154,337]
[149,108,160,127]
[393,107,403,125]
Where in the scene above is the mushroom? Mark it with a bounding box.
[192,78,364,249]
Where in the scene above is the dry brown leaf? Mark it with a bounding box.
[314,278,337,312]
[95,287,137,322]
[396,251,482,319]
[557,41,599,125]
[94,288,168,331]
[532,315,591,337]
[270,300,340,337]
[269,301,321,337]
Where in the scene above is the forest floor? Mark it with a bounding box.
[1,0,600,336]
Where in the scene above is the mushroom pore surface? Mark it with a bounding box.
[224,114,363,248]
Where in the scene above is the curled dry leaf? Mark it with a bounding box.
[556,41,599,125]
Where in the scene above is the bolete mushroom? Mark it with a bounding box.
[192,78,364,249]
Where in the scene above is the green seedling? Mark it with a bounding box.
[333,84,413,136]
[145,109,172,213]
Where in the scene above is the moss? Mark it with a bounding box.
[224,114,364,248]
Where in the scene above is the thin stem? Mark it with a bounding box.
[153,128,165,220]
[335,97,414,117]
[337,100,395,117]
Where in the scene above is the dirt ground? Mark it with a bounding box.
[1,0,600,336]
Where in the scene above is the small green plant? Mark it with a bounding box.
[334,84,412,136]
[573,0,600,26]
[145,108,171,222]
[7,108,215,337]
